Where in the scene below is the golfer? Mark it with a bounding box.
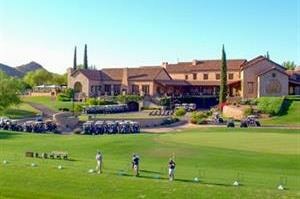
[132,154,140,176]
[95,151,103,174]
[168,158,176,181]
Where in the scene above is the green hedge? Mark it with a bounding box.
[86,98,116,106]
[116,95,142,103]
[257,97,284,116]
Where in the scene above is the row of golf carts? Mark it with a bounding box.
[84,104,129,114]
[0,117,57,133]
[82,120,140,134]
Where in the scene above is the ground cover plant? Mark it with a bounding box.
[261,96,300,126]
[0,128,299,199]
[22,96,82,112]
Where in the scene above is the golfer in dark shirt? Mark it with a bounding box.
[168,159,176,181]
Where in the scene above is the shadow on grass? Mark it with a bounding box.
[0,131,20,140]
[140,169,163,174]
[116,171,234,188]
[278,99,292,116]
[2,109,36,119]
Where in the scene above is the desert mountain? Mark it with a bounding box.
[0,63,23,77]
[0,61,46,77]
[16,61,44,74]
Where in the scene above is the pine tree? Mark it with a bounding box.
[219,45,227,104]
[73,46,77,70]
[83,44,88,69]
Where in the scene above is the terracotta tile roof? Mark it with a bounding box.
[101,68,123,81]
[156,80,240,86]
[99,66,166,81]
[128,67,165,81]
[165,59,246,73]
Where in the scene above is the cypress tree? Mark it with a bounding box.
[83,44,88,69]
[266,51,270,59]
[219,45,227,104]
[73,46,77,70]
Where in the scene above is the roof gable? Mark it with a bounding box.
[257,67,288,77]
[241,56,285,70]
[71,69,102,81]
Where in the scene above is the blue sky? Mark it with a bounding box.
[0,0,299,74]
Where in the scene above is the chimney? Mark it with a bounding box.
[192,59,198,66]
[121,68,129,94]
[162,62,168,68]
[66,67,74,89]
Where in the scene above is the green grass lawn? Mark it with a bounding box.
[261,97,300,126]
[0,128,299,198]
[22,96,80,112]
[0,103,40,119]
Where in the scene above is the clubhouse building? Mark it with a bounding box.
[67,56,300,101]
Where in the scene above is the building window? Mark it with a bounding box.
[142,85,150,95]
[216,74,220,80]
[272,73,276,78]
[131,84,139,94]
[113,84,121,95]
[90,86,94,93]
[193,73,197,80]
[228,73,234,80]
[104,84,111,93]
[185,74,188,80]
[247,82,254,94]
[203,74,208,80]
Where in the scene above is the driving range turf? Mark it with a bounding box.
[0,128,299,199]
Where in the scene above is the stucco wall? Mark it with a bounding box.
[68,72,90,96]
[169,71,240,81]
[241,59,285,98]
[258,70,289,97]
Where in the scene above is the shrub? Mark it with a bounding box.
[257,97,284,116]
[159,97,171,107]
[86,98,98,105]
[244,107,254,116]
[57,88,74,102]
[175,107,186,117]
[190,111,207,124]
[74,104,83,115]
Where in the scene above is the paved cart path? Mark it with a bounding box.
[27,102,57,118]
